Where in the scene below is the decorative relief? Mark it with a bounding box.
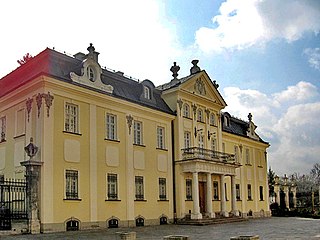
[191,104,197,119]
[194,79,206,96]
[126,115,133,134]
[43,92,54,117]
[36,93,43,118]
[26,98,33,122]
[33,92,54,118]
[177,99,183,115]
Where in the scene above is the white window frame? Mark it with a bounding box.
[143,86,150,99]
[106,113,117,140]
[186,179,192,200]
[213,181,219,200]
[184,131,191,149]
[15,108,25,137]
[210,113,215,125]
[87,66,95,81]
[236,184,241,200]
[135,176,144,200]
[133,121,143,145]
[65,169,79,200]
[159,178,166,200]
[234,145,239,163]
[245,148,251,165]
[65,103,79,133]
[248,184,252,200]
[183,104,190,118]
[107,173,118,200]
[197,109,204,122]
[157,126,165,149]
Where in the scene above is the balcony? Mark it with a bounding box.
[181,147,237,164]
[179,147,240,175]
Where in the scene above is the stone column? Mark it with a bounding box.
[191,172,202,219]
[274,176,280,206]
[206,173,215,218]
[283,184,289,209]
[231,175,239,216]
[291,184,297,208]
[220,175,229,217]
[21,138,42,234]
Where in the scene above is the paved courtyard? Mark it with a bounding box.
[2,217,320,240]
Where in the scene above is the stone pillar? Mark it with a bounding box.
[21,138,42,234]
[191,172,202,219]
[231,175,239,216]
[206,173,215,218]
[220,175,228,217]
[283,185,289,209]
[291,184,297,208]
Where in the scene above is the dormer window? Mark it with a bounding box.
[224,115,230,127]
[143,86,150,99]
[87,67,95,81]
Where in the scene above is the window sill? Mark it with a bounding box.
[133,144,146,147]
[64,198,82,201]
[209,124,217,127]
[0,139,6,143]
[258,165,263,168]
[14,133,25,139]
[105,138,120,143]
[247,199,253,201]
[185,199,193,201]
[63,131,82,136]
[259,200,264,201]
[156,148,168,151]
[237,199,242,201]
[197,121,205,124]
[213,199,220,201]
[245,164,252,166]
[105,199,121,201]
[183,116,192,120]
[135,199,147,202]
[158,199,169,202]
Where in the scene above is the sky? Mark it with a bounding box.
[0,0,319,176]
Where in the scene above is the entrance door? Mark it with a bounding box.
[199,182,206,214]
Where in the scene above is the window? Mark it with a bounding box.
[236,184,241,200]
[16,109,25,136]
[143,86,150,99]
[225,183,228,201]
[0,116,6,142]
[106,114,117,140]
[224,115,230,127]
[247,184,252,200]
[66,220,79,231]
[65,103,79,133]
[87,67,95,81]
[198,135,204,149]
[135,176,144,200]
[184,131,191,149]
[186,179,192,200]
[213,181,219,200]
[66,170,79,199]
[245,148,251,165]
[259,186,264,201]
[107,174,118,200]
[211,139,217,157]
[183,104,190,118]
[159,178,166,200]
[157,126,165,149]
[234,146,239,163]
[197,109,204,122]
[134,121,143,145]
[210,113,215,125]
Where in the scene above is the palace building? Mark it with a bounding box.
[0,44,270,233]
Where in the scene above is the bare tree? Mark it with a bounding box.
[310,163,320,204]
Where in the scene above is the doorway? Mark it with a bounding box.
[199,182,206,214]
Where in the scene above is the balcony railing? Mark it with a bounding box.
[181,147,237,164]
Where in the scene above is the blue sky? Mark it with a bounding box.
[0,0,319,175]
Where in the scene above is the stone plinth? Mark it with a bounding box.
[116,232,136,240]
[230,235,259,240]
[163,235,190,240]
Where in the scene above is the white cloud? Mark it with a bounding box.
[0,0,182,85]
[195,0,320,52]
[304,48,320,71]
[223,81,320,175]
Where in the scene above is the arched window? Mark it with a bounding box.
[197,109,204,122]
[87,67,95,81]
[183,104,190,118]
[143,86,150,99]
[160,216,167,225]
[66,219,79,231]
[108,218,119,228]
[136,217,144,227]
[210,113,215,125]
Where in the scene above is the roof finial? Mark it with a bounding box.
[87,43,95,54]
[170,62,180,79]
[248,113,252,122]
[190,60,201,75]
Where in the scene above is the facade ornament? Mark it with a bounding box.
[205,108,210,120]
[194,79,206,96]
[190,60,201,75]
[170,62,180,79]
[43,92,54,117]
[36,93,43,118]
[24,137,38,159]
[246,113,259,140]
[126,115,133,134]
[26,97,33,122]
[177,99,183,115]
[213,80,219,89]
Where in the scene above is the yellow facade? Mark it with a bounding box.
[0,45,270,232]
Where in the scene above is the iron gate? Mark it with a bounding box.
[0,178,27,230]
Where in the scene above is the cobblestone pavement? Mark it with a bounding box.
[2,217,320,240]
